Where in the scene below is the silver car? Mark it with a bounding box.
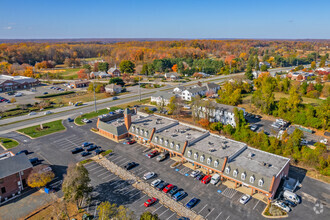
[143,172,156,180]
[274,201,291,212]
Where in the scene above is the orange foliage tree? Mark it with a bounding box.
[172,64,178,72]
[77,69,89,79]
[198,118,210,128]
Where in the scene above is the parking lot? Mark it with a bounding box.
[1,119,329,219]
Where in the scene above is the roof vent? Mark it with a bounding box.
[248,152,255,158]
[208,142,214,146]
[143,123,149,125]
[209,148,216,152]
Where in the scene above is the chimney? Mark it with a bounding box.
[124,108,131,130]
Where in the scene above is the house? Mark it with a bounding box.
[96,110,290,202]
[164,72,179,81]
[108,65,121,77]
[181,86,207,101]
[0,152,33,203]
[70,80,90,88]
[90,71,111,79]
[205,82,220,94]
[193,101,245,127]
[151,91,178,106]
[259,61,271,68]
[173,86,185,94]
[105,84,122,94]
[0,75,40,93]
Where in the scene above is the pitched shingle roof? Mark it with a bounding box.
[0,154,32,179]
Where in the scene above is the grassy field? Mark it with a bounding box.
[75,107,121,125]
[18,120,65,138]
[0,138,19,149]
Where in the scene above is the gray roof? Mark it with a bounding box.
[98,121,128,136]
[186,86,207,94]
[108,67,120,73]
[205,82,220,90]
[165,72,179,77]
[105,84,122,89]
[151,91,176,100]
[0,74,38,84]
[213,102,244,113]
[0,154,32,179]
[132,115,178,131]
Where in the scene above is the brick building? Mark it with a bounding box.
[69,80,90,88]
[0,153,33,203]
[0,75,40,92]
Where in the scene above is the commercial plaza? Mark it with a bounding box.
[97,108,290,203]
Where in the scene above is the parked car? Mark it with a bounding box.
[112,97,118,100]
[124,162,138,170]
[144,197,157,207]
[82,118,91,123]
[156,151,169,162]
[14,92,22,97]
[81,151,90,157]
[320,139,328,144]
[195,174,205,181]
[250,124,258,131]
[71,147,84,154]
[156,182,168,191]
[29,158,40,166]
[126,140,136,145]
[190,170,201,178]
[28,112,37,116]
[239,194,251,204]
[186,198,199,209]
[283,199,297,208]
[86,145,98,152]
[82,142,93,147]
[16,150,28,155]
[283,190,300,204]
[146,150,158,158]
[172,190,187,201]
[44,111,52,115]
[210,174,220,185]
[94,149,104,155]
[168,186,179,196]
[301,139,308,145]
[151,179,162,187]
[201,175,212,184]
[43,92,48,95]
[163,184,174,193]
[143,172,156,180]
[178,218,190,220]
[67,118,74,122]
[274,201,291,212]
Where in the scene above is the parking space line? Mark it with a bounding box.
[114,182,127,189]
[107,176,118,182]
[198,204,208,214]
[166,213,175,220]
[204,208,215,219]
[152,205,163,214]
[118,160,130,167]
[94,168,107,174]
[130,192,143,200]
[123,188,138,195]
[253,200,260,210]
[88,166,102,172]
[164,160,173,165]
[214,212,222,220]
[97,170,109,177]
[84,162,98,168]
[117,185,131,192]
[110,155,123,162]
[114,157,127,164]
[66,139,80,147]
[102,174,114,180]
[158,209,169,217]
[225,216,230,220]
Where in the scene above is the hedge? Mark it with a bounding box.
[36,91,75,98]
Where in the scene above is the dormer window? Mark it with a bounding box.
[170,142,174,148]
[200,155,205,162]
[214,160,219,167]
[160,138,163,144]
[225,167,230,174]
[194,153,198,160]
[136,128,139,133]
[187,150,192,157]
[207,157,212,165]
[140,129,144,135]
[165,140,168,146]
[250,176,255,183]
[176,144,180,151]
[132,126,135,132]
[241,172,246,180]
[154,136,158,142]
[233,169,238,177]
[145,131,149,136]
[258,179,264,186]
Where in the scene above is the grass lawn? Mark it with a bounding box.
[75,107,122,125]
[18,120,65,138]
[0,138,19,149]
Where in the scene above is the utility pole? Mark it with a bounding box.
[139,76,141,101]
[93,81,97,113]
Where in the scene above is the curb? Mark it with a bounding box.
[0,142,7,151]
[261,204,289,219]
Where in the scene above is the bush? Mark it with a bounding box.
[36,91,75,98]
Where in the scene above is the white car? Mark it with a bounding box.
[150,179,162,187]
[44,111,52,115]
[14,92,22,97]
[143,172,156,180]
[320,139,328,144]
[190,170,201,178]
[250,124,258,131]
[239,194,251,204]
[82,118,91,123]
[28,112,37,116]
[300,139,308,145]
[274,201,291,212]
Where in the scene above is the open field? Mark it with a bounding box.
[17,120,65,138]
[0,137,19,149]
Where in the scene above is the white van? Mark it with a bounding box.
[283,190,300,203]
[210,174,220,185]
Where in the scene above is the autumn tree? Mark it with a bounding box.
[98,62,109,72]
[77,69,89,79]
[119,60,135,74]
[172,64,178,72]
[24,66,34,77]
[82,64,92,71]
[198,118,210,128]
[311,61,316,69]
[27,165,55,188]
[168,96,182,117]
[97,201,134,220]
[62,163,92,210]
[140,212,159,220]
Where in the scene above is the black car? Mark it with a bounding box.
[94,149,104,155]
[87,145,98,152]
[283,200,297,208]
[29,157,40,166]
[81,151,90,157]
[195,174,205,181]
[82,142,93,147]
[124,162,138,170]
[168,186,180,196]
[71,147,84,154]
[16,150,28,155]
[156,182,168,191]
[43,92,48,95]
[68,118,74,122]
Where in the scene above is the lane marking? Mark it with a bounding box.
[130,192,142,200]
[158,209,169,217]
[253,200,260,210]
[166,213,175,220]
[198,204,208,214]
[204,208,215,219]
[225,216,230,220]
[123,188,138,195]
[152,205,163,214]
[215,211,222,220]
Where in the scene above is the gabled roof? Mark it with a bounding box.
[105,84,122,89]
[165,72,179,77]
[186,86,207,94]
[108,67,120,73]
[151,91,176,100]
[205,82,220,90]
[0,154,32,179]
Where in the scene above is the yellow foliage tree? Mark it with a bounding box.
[27,165,55,188]
[24,66,34,77]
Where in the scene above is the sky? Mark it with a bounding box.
[0,0,329,39]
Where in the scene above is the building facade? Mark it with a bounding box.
[108,66,121,77]
[70,80,90,88]
[0,75,40,92]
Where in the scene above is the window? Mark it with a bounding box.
[258,179,264,187]
[250,176,255,184]
[241,172,246,180]
[160,138,163,144]
[136,128,139,133]
[154,136,158,142]
[1,187,6,194]
[233,169,238,177]
[194,153,198,160]
[170,142,174,148]
[165,140,168,146]
[145,131,149,136]
[140,129,144,135]
[132,126,135,132]
[176,144,180,151]
[187,151,192,157]
[225,167,230,174]
[200,155,205,162]
[214,160,219,167]
[207,157,212,165]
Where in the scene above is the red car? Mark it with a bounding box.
[201,175,212,184]
[144,197,157,207]
[126,140,136,145]
[163,184,174,193]
[147,150,158,158]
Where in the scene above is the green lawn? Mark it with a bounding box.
[0,138,19,149]
[75,107,122,125]
[18,120,66,138]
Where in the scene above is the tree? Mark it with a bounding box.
[141,64,148,75]
[168,96,182,116]
[98,62,109,72]
[109,77,125,86]
[97,202,134,220]
[260,64,268,72]
[83,64,91,71]
[245,65,253,80]
[140,212,159,220]
[172,64,178,72]
[198,118,210,128]
[77,69,89,79]
[311,61,316,69]
[27,165,55,188]
[119,60,135,74]
[62,163,92,210]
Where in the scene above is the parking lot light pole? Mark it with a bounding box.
[93,81,97,113]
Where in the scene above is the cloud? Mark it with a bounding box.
[4,26,13,30]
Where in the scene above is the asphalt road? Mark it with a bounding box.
[1,119,329,219]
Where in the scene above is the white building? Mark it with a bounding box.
[180,83,220,101]
[105,84,122,94]
[151,91,177,106]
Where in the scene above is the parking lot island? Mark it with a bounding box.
[17,120,66,138]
